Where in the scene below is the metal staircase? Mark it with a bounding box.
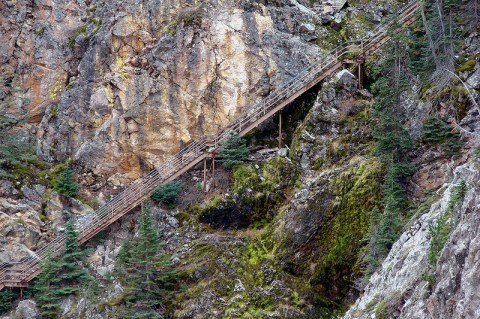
[0,0,419,290]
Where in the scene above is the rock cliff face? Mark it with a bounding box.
[2,0,330,184]
[2,0,480,318]
[342,161,480,319]
[0,0,379,271]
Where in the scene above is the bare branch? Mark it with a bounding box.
[443,69,480,138]
[444,69,480,114]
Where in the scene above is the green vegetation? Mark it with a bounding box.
[86,4,97,13]
[474,148,480,165]
[34,220,89,318]
[0,76,37,179]
[309,159,383,301]
[374,291,402,319]
[50,105,58,119]
[360,31,416,285]
[423,115,464,156]
[68,25,88,48]
[219,132,249,169]
[408,0,462,83]
[151,180,184,208]
[112,201,176,318]
[428,180,467,266]
[53,165,79,197]
[35,252,60,318]
[67,17,103,47]
[35,26,45,36]
[0,289,18,315]
[194,157,297,229]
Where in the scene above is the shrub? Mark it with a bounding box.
[151,181,184,208]
[423,116,464,156]
[0,289,17,315]
[219,132,249,169]
[53,166,78,197]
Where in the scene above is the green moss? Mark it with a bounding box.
[14,218,25,225]
[188,195,223,216]
[50,105,58,119]
[232,165,259,193]
[68,36,76,48]
[317,159,383,274]
[86,4,97,13]
[456,56,477,72]
[35,27,45,35]
[98,292,127,311]
[375,291,402,319]
[196,159,297,230]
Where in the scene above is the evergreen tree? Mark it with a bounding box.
[114,201,176,319]
[219,132,249,169]
[33,220,88,318]
[53,166,79,197]
[33,251,61,319]
[0,289,17,315]
[360,33,415,284]
[151,181,184,208]
[55,220,89,296]
[422,116,464,156]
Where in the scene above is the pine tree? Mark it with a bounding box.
[33,251,61,319]
[113,201,176,319]
[151,181,184,208]
[55,219,89,296]
[0,289,17,315]
[53,166,79,197]
[360,34,415,285]
[219,132,249,169]
[33,220,88,318]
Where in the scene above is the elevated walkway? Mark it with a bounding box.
[0,0,420,289]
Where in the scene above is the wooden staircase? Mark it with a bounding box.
[0,0,420,290]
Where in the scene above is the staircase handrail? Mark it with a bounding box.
[0,0,419,287]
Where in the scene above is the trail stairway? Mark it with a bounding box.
[0,0,419,290]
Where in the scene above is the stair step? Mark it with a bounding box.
[0,0,420,290]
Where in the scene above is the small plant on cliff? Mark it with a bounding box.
[113,201,176,318]
[151,180,184,208]
[427,180,466,266]
[53,166,79,197]
[219,131,249,169]
[422,115,464,156]
[0,76,37,178]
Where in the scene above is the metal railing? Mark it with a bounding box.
[0,0,419,289]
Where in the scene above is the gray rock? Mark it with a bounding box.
[343,163,480,319]
[277,148,289,157]
[466,67,480,89]
[15,300,39,319]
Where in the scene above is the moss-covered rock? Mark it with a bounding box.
[196,158,298,230]
[274,75,383,309]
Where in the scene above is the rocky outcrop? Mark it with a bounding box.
[342,161,480,319]
[3,0,326,183]
[0,180,92,263]
[1,0,394,188]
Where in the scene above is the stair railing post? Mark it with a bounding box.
[278,111,283,148]
[203,157,207,193]
[358,62,364,89]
